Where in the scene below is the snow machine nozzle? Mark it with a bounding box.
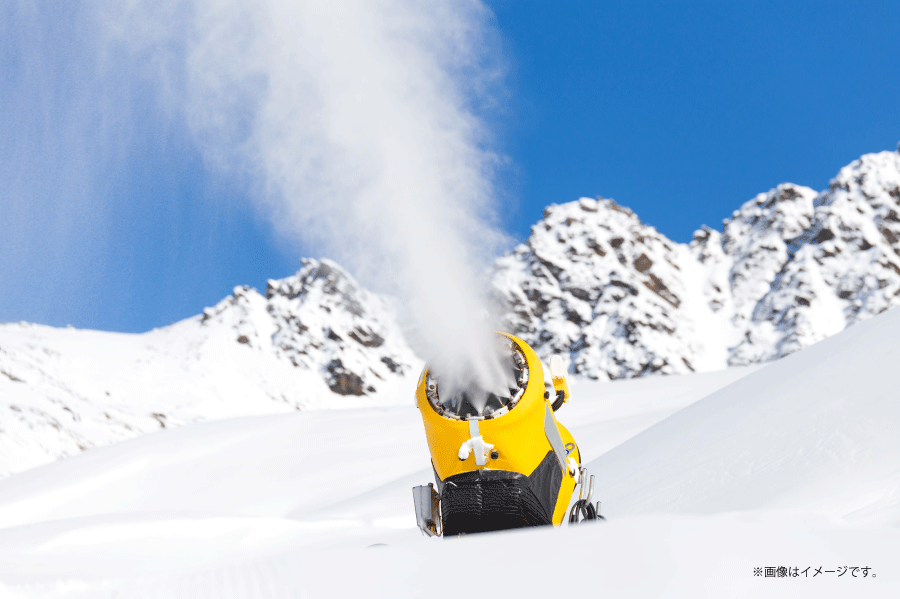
[412,332,603,537]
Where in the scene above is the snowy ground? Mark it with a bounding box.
[1,309,900,597]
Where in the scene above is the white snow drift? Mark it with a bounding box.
[0,305,899,597]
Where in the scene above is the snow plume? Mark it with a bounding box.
[104,1,511,394]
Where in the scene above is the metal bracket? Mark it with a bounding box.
[577,467,595,504]
[412,483,442,537]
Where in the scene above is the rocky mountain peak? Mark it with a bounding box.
[204,258,418,396]
[728,151,900,364]
[494,150,900,379]
[492,196,712,380]
[266,259,365,317]
[821,151,900,206]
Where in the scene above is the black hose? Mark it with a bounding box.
[568,499,595,523]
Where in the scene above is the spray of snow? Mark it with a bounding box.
[96,0,511,389]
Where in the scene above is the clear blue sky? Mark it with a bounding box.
[488,0,900,243]
[2,1,898,333]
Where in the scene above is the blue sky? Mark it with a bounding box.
[2,1,899,333]
[489,0,900,241]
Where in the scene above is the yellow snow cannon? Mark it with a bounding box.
[411,332,601,537]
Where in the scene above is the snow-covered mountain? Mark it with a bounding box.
[0,259,420,479]
[491,196,725,380]
[204,258,418,396]
[728,151,900,364]
[492,149,900,377]
[3,149,900,479]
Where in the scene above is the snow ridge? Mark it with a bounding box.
[0,259,420,478]
[490,197,718,379]
[203,258,418,396]
[492,150,900,378]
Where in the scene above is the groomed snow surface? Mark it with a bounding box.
[2,308,900,597]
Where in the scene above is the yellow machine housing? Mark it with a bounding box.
[415,333,579,534]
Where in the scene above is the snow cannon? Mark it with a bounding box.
[412,332,602,537]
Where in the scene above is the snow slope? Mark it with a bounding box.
[1,303,899,597]
[0,368,752,596]
[592,302,900,525]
